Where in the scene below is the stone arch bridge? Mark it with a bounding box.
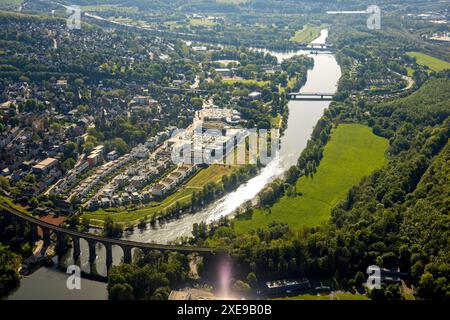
[0,202,214,271]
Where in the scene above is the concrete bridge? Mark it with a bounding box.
[297,44,336,52]
[287,92,334,101]
[0,202,214,271]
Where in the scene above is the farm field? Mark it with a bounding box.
[234,124,388,233]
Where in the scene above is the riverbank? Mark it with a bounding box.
[290,24,329,43]
[233,123,388,233]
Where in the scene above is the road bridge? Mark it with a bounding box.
[287,92,334,101]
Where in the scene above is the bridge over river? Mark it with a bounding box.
[297,44,336,52]
[0,202,214,271]
[287,92,334,101]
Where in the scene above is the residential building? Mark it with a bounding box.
[32,157,58,174]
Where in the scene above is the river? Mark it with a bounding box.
[123,29,340,243]
[5,29,341,299]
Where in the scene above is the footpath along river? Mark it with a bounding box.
[6,29,341,300]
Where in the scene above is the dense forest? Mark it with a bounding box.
[108,250,189,300]
[0,244,20,297]
[0,210,34,296]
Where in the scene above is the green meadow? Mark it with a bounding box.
[186,164,237,187]
[0,0,23,5]
[290,24,326,43]
[406,51,450,72]
[222,79,270,87]
[234,124,388,233]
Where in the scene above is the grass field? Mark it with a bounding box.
[406,67,415,77]
[83,164,237,225]
[0,0,22,5]
[406,52,450,72]
[234,124,388,233]
[223,79,270,87]
[186,164,237,187]
[189,18,216,27]
[290,24,325,43]
[214,59,240,66]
